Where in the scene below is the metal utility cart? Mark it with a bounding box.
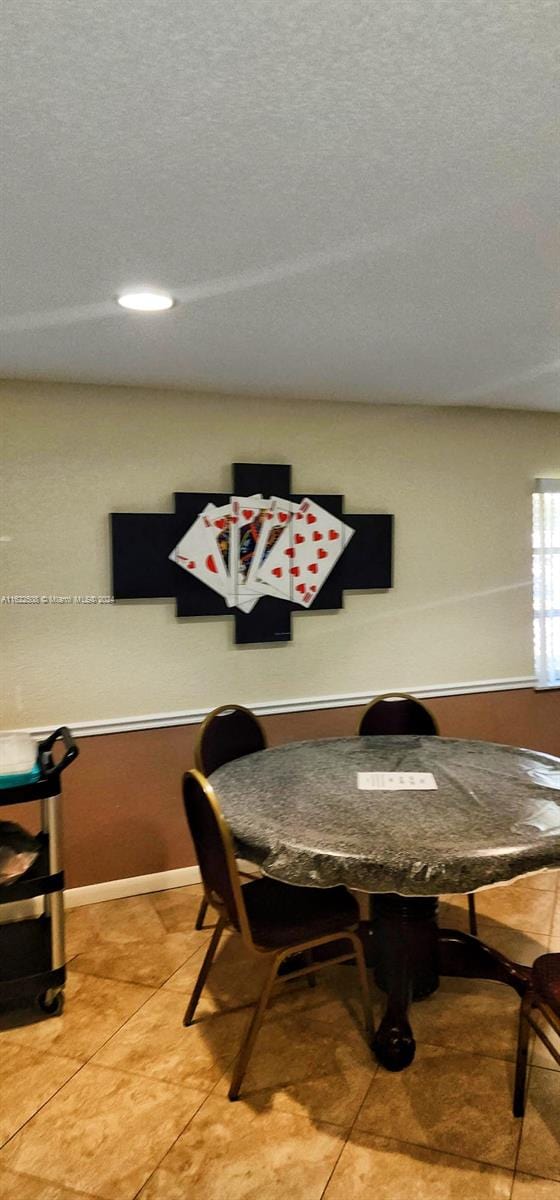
[0,727,78,1016]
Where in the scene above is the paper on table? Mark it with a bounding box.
[357,772,438,791]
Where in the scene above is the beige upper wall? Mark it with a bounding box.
[1,380,558,728]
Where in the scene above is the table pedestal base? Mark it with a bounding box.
[365,894,532,1072]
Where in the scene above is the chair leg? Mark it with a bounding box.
[195,896,209,931]
[228,955,279,1101]
[467,893,478,937]
[183,918,225,1026]
[350,932,374,1042]
[513,991,533,1117]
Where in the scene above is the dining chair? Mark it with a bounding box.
[357,692,439,737]
[513,953,560,1116]
[192,703,267,931]
[195,703,267,776]
[357,692,478,936]
[182,768,374,1101]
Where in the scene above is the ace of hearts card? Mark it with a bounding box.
[169,504,233,604]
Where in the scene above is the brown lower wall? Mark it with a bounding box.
[5,688,559,888]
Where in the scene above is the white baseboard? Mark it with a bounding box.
[0,865,202,924]
[64,860,261,908]
[64,865,203,909]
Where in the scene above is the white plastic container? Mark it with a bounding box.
[0,734,40,788]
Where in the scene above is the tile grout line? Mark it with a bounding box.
[56,1053,217,1099]
[350,1053,525,1177]
[506,1169,515,1200]
[513,1057,560,1186]
[0,1055,86,1157]
[82,1034,240,1094]
[314,1030,374,1200]
[510,1058,548,1185]
[513,1166,560,1187]
[0,1163,98,1199]
[68,930,212,993]
[0,978,160,1066]
[526,1061,560,1075]
[334,1119,521,1182]
[81,926,252,1107]
[317,1125,352,1200]
[130,1088,210,1200]
[388,1131,522,1177]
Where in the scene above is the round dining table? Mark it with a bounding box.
[209,734,560,1071]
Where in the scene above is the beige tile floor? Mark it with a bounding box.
[0,874,559,1200]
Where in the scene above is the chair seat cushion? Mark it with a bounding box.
[533,953,560,1016]
[241,877,359,950]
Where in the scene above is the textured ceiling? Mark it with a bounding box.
[1,0,558,410]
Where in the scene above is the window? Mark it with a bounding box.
[533,478,560,687]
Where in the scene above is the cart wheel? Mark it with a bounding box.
[37,989,64,1016]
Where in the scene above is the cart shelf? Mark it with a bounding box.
[0,917,65,1004]
[0,834,64,904]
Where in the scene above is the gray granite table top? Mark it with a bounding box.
[209,736,560,896]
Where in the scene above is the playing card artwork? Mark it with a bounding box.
[171,500,259,613]
[169,493,354,613]
[169,504,233,604]
[256,498,354,607]
[229,496,270,610]
[112,460,394,645]
[246,497,299,601]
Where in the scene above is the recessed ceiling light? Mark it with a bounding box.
[117,290,175,312]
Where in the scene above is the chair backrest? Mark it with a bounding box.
[183,769,252,942]
[195,704,267,776]
[358,692,439,736]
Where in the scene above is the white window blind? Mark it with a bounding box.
[533,478,560,688]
